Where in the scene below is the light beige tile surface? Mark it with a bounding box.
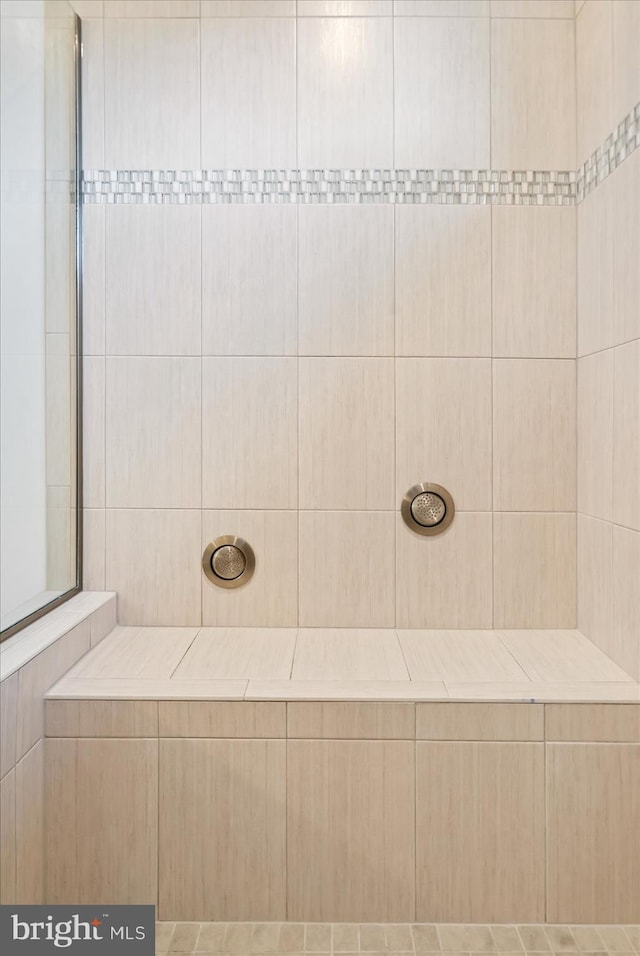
[491,0,574,14]
[299,359,394,510]
[66,625,197,680]
[202,357,297,510]
[395,204,491,358]
[46,677,248,700]
[173,628,297,681]
[0,769,16,903]
[83,509,106,592]
[89,594,118,647]
[394,16,490,168]
[612,0,640,119]
[446,681,640,702]
[297,17,393,168]
[106,357,201,509]
[416,742,545,921]
[299,512,395,627]
[547,743,640,922]
[613,340,640,531]
[613,526,640,682]
[159,739,286,920]
[299,1,392,13]
[201,510,298,627]
[491,18,575,169]
[245,680,448,700]
[492,206,576,359]
[578,177,614,357]
[399,630,528,683]
[577,350,614,520]
[298,205,394,357]
[201,1,295,12]
[287,701,415,738]
[70,1,104,16]
[202,206,297,357]
[104,19,199,168]
[395,0,489,11]
[396,513,493,629]
[493,360,576,512]
[497,630,633,682]
[159,701,286,738]
[292,629,409,681]
[105,510,202,626]
[577,515,613,662]
[83,357,105,509]
[201,17,295,167]
[546,704,640,742]
[105,206,201,356]
[15,740,44,903]
[104,0,199,12]
[287,740,415,920]
[396,359,492,511]
[416,702,543,740]
[576,0,614,162]
[45,699,159,737]
[613,151,640,347]
[493,514,576,629]
[0,673,18,778]
[80,17,104,171]
[82,205,105,358]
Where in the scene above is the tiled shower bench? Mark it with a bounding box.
[43,625,640,925]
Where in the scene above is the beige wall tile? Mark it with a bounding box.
[399,630,528,683]
[492,206,576,359]
[396,513,493,629]
[613,340,640,530]
[202,358,297,510]
[202,206,297,356]
[159,739,286,919]
[104,1,199,13]
[0,769,16,903]
[613,151,640,347]
[578,176,614,356]
[416,702,543,740]
[396,205,491,357]
[493,359,576,512]
[491,0,574,14]
[299,512,395,627]
[498,628,632,682]
[577,515,613,659]
[80,18,104,169]
[159,701,286,737]
[287,740,415,920]
[67,625,197,679]
[70,1,104,14]
[612,0,640,119]
[82,205,106,365]
[83,356,104,509]
[106,357,201,509]
[291,629,409,681]
[613,525,640,682]
[299,0,391,12]
[202,510,298,627]
[105,206,201,356]
[105,510,201,625]
[46,738,158,904]
[446,680,640,701]
[577,350,614,520]
[416,741,545,921]
[299,359,394,510]
[17,622,91,761]
[46,676,248,699]
[395,0,489,11]
[493,514,576,628]
[15,740,44,903]
[546,703,640,741]
[201,17,295,167]
[46,699,159,736]
[298,17,393,167]
[547,742,640,922]
[287,701,415,738]
[395,16,490,168]
[298,205,394,357]
[89,594,118,646]
[173,627,296,680]
[397,358,492,511]
[104,19,199,167]
[576,0,614,162]
[201,1,295,12]
[0,673,18,778]
[247,679,447,699]
[491,18,575,169]
[83,508,106,591]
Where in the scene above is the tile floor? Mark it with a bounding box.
[156,923,640,956]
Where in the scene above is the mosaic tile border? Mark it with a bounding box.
[82,103,639,206]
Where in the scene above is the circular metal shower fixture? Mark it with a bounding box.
[202,535,256,589]
[401,482,455,536]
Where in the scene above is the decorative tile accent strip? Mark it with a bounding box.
[82,103,639,207]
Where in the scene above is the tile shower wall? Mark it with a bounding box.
[78,0,582,629]
[575,0,640,679]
